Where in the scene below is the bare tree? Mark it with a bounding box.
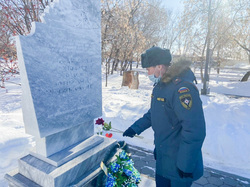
[178,0,249,81]
[160,11,181,52]
[0,0,53,88]
[102,0,167,86]
[230,0,250,64]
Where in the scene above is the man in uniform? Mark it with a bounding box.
[123,46,206,187]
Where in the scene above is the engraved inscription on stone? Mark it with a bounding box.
[17,0,101,137]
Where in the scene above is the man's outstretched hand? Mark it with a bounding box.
[123,127,136,138]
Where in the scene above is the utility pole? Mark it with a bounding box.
[201,0,212,95]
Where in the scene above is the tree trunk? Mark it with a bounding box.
[111,59,116,75]
[107,60,110,75]
[200,58,204,83]
[217,60,221,74]
[120,60,129,75]
[114,59,119,71]
[248,53,250,64]
[105,58,112,87]
[216,47,221,74]
[105,60,108,87]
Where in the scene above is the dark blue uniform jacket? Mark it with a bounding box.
[131,67,206,182]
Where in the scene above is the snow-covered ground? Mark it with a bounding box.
[0,65,249,186]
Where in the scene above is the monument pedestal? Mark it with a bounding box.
[5,136,117,187]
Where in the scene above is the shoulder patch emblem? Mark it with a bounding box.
[179,94,192,110]
[178,87,190,94]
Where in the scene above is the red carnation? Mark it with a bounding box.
[95,118,104,125]
[105,133,113,138]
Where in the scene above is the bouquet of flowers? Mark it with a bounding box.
[95,118,116,138]
[95,118,143,139]
[105,150,141,187]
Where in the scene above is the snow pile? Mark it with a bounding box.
[0,78,34,186]
[201,93,250,177]
[0,67,249,186]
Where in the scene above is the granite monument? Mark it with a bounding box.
[5,0,116,186]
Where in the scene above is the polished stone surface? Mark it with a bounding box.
[30,135,104,167]
[69,165,102,187]
[4,169,41,187]
[16,0,101,138]
[18,137,116,187]
[34,121,94,157]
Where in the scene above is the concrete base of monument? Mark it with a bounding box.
[70,170,156,187]
[35,121,94,158]
[5,166,156,187]
[4,136,117,187]
[30,135,104,167]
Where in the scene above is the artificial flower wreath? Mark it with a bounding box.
[105,150,141,187]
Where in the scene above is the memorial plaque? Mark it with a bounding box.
[16,0,102,138]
